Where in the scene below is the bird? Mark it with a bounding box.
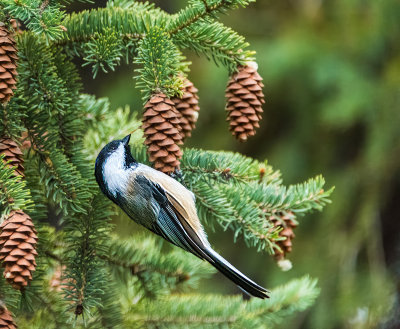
[94,134,269,299]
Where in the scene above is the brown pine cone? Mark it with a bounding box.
[225,62,264,142]
[142,93,183,174]
[0,22,18,105]
[0,138,24,177]
[0,210,38,290]
[172,78,200,140]
[0,301,17,329]
[270,211,297,261]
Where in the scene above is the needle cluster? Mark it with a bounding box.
[0,0,333,327]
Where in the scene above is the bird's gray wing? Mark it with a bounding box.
[136,175,213,262]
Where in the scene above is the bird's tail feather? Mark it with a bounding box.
[205,248,270,299]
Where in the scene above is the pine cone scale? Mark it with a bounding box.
[0,22,18,104]
[0,210,37,290]
[270,212,297,262]
[226,63,265,142]
[0,138,24,177]
[0,301,17,329]
[143,93,183,174]
[171,78,200,141]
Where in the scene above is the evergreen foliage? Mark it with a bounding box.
[0,0,333,327]
[225,1,399,327]
[0,155,32,215]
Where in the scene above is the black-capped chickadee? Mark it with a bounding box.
[95,134,269,298]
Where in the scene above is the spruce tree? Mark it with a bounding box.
[0,0,333,327]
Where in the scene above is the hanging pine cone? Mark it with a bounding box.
[142,93,183,174]
[0,210,37,290]
[225,61,264,142]
[270,211,297,261]
[0,301,16,329]
[0,138,24,177]
[0,22,18,105]
[172,78,200,140]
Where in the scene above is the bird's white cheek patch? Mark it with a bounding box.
[102,145,130,197]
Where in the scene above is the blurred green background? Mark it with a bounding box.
[71,0,400,328]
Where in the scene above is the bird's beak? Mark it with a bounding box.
[122,134,131,146]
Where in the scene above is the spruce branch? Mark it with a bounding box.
[54,4,255,73]
[0,275,20,316]
[15,33,72,117]
[191,181,281,253]
[56,5,167,48]
[103,235,215,295]
[95,275,124,329]
[34,144,90,214]
[129,142,332,254]
[80,94,110,128]
[39,0,49,13]
[15,33,92,215]
[63,193,114,316]
[107,0,158,11]
[20,225,62,311]
[0,1,335,326]
[167,0,256,35]
[134,26,184,102]
[2,0,66,41]
[0,154,33,217]
[23,154,49,221]
[84,105,142,161]
[244,176,334,217]
[82,28,124,78]
[181,148,262,185]
[123,276,319,328]
[174,20,255,72]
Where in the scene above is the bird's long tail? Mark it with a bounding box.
[205,248,270,299]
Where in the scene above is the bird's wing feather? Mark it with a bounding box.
[164,191,190,219]
[142,178,269,298]
[139,176,213,262]
[136,165,206,244]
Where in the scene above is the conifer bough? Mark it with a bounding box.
[0,0,334,327]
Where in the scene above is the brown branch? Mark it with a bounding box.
[54,33,145,48]
[39,0,49,13]
[201,0,211,12]
[168,0,229,35]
